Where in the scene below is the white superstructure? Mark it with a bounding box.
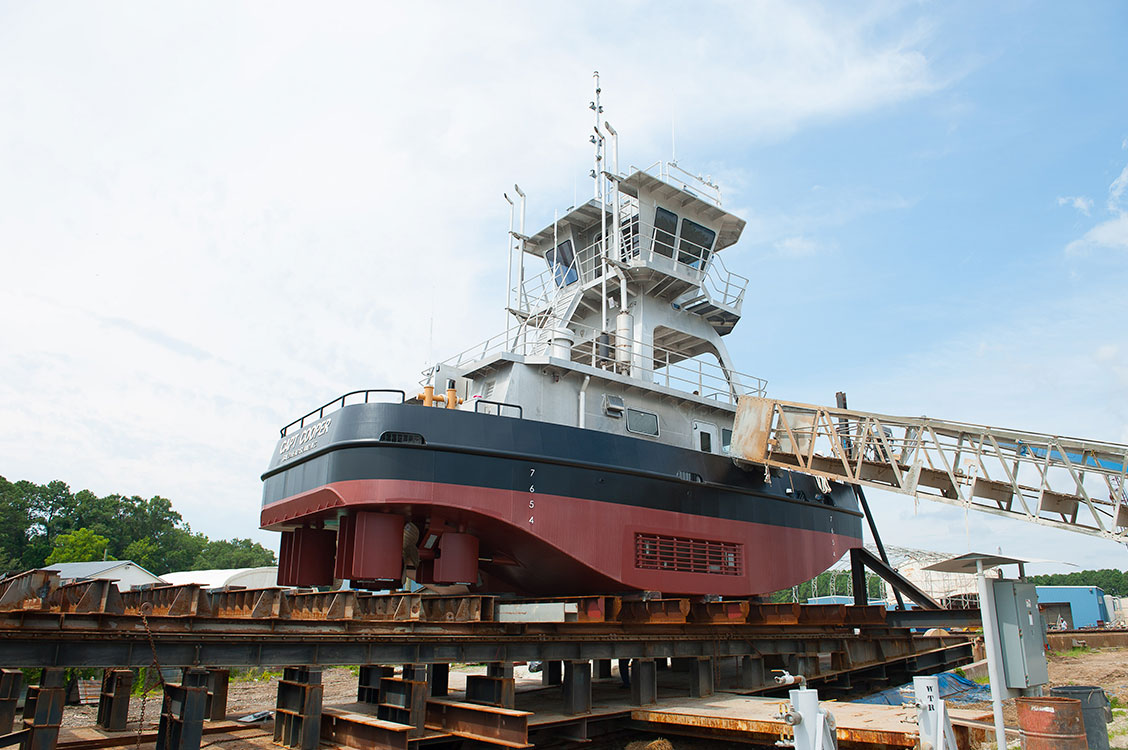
[424,76,765,458]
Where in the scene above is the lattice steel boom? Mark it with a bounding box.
[730,396,1128,544]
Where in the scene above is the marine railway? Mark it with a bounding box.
[0,568,979,750]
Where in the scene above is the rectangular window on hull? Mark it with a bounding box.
[721,428,732,455]
[634,533,742,576]
[625,407,659,436]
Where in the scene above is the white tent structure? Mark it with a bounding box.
[162,567,279,589]
[44,560,164,591]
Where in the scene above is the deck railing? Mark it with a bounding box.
[430,328,766,405]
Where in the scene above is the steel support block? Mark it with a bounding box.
[358,665,394,704]
[541,660,563,686]
[424,699,530,748]
[95,669,133,731]
[321,709,410,750]
[430,663,449,697]
[741,655,766,690]
[400,663,426,682]
[156,671,208,750]
[375,677,426,735]
[689,657,714,697]
[594,659,612,679]
[273,667,323,750]
[465,676,515,709]
[562,661,592,716]
[204,669,228,721]
[22,669,64,750]
[486,662,513,679]
[0,670,22,734]
[630,659,657,706]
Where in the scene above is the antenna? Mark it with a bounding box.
[590,71,603,199]
[671,117,676,164]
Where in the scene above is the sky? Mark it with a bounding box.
[2,1,1126,574]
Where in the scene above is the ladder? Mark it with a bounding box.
[730,396,1128,544]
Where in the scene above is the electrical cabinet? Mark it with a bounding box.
[991,580,1048,689]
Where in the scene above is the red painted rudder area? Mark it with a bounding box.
[433,532,479,585]
[277,527,336,587]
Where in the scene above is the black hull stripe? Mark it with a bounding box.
[263,444,863,536]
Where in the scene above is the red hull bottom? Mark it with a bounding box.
[262,478,861,596]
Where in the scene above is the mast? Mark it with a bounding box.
[591,71,608,335]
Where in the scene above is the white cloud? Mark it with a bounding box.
[1057,195,1092,215]
[1064,160,1128,254]
[1065,214,1128,255]
[1108,164,1128,214]
[774,235,821,257]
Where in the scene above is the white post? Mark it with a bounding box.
[514,184,527,315]
[504,192,515,332]
[977,560,1008,750]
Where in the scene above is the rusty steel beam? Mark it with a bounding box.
[320,708,411,750]
[424,698,531,748]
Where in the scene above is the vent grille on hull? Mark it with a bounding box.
[634,533,742,576]
[379,431,425,445]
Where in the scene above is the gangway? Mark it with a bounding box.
[730,396,1128,544]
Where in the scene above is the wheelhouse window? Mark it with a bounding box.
[545,239,578,287]
[678,218,716,268]
[652,207,677,258]
[626,407,660,437]
[721,428,733,455]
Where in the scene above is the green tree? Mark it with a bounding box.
[45,528,113,565]
[192,538,276,570]
[0,476,32,571]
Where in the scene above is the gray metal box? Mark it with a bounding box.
[991,580,1048,689]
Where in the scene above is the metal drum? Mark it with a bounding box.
[1050,686,1111,750]
[1017,696,1087,750]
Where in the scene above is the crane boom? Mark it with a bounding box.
[730,396,1128,544]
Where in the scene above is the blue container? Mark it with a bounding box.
[1035,586,1109,628]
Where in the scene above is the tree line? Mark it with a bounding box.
[1028,568,1128,597]
[0,476,276,577]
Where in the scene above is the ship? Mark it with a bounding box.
[260,88,864,596]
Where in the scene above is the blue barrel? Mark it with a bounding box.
[1050,685,1111,750]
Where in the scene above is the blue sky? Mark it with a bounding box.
[1,2,1125,572]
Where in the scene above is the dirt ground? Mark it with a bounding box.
[966,646,1128,749]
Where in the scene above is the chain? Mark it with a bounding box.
[135,603,167,750]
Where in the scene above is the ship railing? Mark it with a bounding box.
[635,160,723,208]
[565,333,767,404]
[512,221,746,320]
[279,389,406,437]
[700,252,748,311]
[434,329,518,373]
[433,326,767,405]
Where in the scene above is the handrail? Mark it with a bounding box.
[632,160,723,207]
[432,326,767,405]
[279,389,406,437]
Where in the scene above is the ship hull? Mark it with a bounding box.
[261,402,863,596]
